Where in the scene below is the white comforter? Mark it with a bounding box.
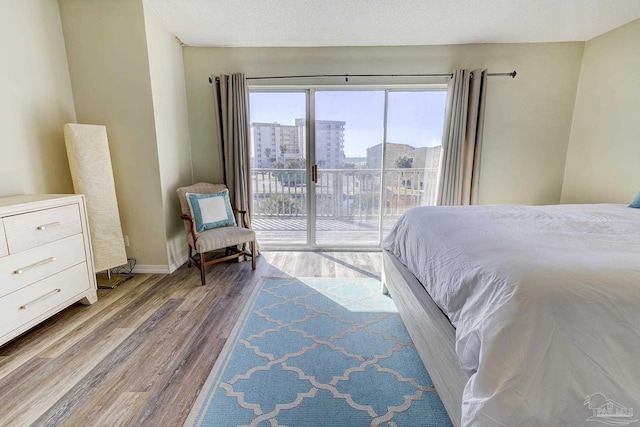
[383,204,640,427]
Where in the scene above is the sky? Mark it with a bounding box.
[249,90,447,157]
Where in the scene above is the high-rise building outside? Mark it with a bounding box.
[251,119,345,168]
[308,119,346,169]
[251,122,302,168]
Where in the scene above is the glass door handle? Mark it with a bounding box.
[312,165,319,183]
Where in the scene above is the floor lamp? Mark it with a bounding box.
[64,124,130,288]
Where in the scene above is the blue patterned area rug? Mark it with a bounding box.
[184,277,453,427]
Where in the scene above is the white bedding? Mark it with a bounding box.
[383,204,640,426]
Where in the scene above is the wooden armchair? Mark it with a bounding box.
[176,183,256,285]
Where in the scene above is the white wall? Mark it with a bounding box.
[183,43,584,205]
[143,1,194,270]
[58,0,168,267]
[0,0,76,197]
[561,18,640,204]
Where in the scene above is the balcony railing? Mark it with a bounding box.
[251,167,439,219]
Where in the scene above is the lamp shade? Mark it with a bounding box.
[63,123,127,273]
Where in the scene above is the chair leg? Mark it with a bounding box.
[199,252,206,286]
[251,241,256,270]
[187,245,193,268]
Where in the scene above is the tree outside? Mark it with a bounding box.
[260,194,303,215]
[395,156,414,168]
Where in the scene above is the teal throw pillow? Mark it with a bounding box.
[187,190,236,232]
[629,192,640,208]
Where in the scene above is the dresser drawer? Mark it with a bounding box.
[3,204,82,254]
[0,234,86,299]
[0,223,7,258]
[0,262,90,340]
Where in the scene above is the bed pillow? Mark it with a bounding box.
[186,190,236,232]
[629,192,640,208]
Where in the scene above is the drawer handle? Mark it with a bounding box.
[14,257,56,275]
[37,222,61,231]
[20,288,61,310]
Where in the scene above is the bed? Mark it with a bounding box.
[382,204,640,427]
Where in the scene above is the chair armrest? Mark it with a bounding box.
[180,214,198,244]
[232,208,251,229]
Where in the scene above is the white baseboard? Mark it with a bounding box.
[169,254,189,274]
[132,264,171,274]
[133,254,189,275]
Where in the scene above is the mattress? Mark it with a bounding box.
[383,204,640,427]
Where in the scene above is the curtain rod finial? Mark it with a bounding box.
[208,77,212,84]
[511,70,517,78]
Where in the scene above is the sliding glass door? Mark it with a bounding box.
[314,91,385,247]
[249,87,446,249]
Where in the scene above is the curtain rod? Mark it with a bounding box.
[208,70,516,83]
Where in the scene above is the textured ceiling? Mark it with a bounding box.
[145,0,640,47]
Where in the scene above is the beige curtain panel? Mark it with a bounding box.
[212,73,259,254]
[437,69,488,206]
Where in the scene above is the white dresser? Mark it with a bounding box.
[0,194,97,347]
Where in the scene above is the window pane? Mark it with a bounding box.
[315,91,385,247]
[383,91,447,237]
[249,92,307,246]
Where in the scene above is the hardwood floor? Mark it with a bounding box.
[0,251,382,426]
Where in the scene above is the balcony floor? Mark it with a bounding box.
[252,216,398,247]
